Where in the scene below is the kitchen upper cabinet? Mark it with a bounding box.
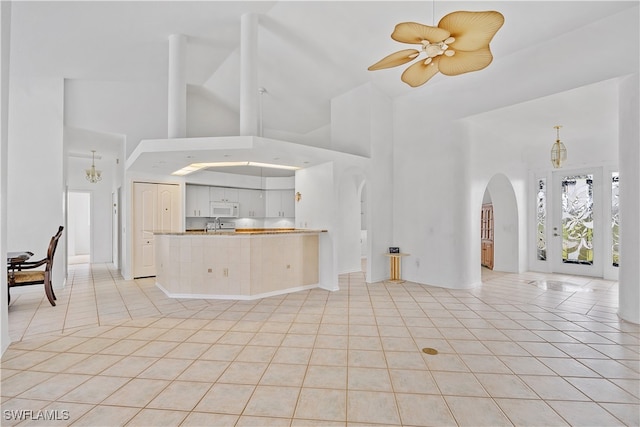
[266,189,295,218]
[238,188,265,218]
[210,186,239,203]
[185,185,210,217]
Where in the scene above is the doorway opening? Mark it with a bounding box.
[68,191,91,265]
[481,174,520,273]
[358,181,367,276]
[480,188,494,270]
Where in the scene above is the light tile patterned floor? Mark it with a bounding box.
[2,264,639,426]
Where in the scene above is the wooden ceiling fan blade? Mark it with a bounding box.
[368,49,420,71]
[438,48,493,76]
[438,11,504,51]
[391,22,450,44]
[401,57,440,87]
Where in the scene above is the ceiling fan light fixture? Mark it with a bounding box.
[368,10,504,87]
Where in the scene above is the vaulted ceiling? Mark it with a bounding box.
[9,1,638,162]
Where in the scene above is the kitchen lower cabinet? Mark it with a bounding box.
[154,231,321,299]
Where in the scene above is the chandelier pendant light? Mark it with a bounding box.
[551,125,567,169]
[85,150,102,183]
[368,10,504,87]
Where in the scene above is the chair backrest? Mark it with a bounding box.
[45,226,64,272]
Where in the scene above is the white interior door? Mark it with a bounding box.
[133,182,157,278]
[551,168,603,277]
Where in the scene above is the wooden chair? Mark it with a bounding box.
[8,226,64,306]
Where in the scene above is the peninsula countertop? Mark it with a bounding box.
[155,228,327,236]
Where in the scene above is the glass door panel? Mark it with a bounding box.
[552,169,602,276]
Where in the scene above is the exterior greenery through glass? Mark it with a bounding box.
[536,179,547,261]
[561,174,594,265]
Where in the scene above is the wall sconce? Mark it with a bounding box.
[551,125,567,169]
[295,192,302,202]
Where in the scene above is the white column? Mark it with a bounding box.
[618,74,640,324]
[240,13,259,137]
[168,34,186,139]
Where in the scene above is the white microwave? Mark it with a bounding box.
[210,202,239,218]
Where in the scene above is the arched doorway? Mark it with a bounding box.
[482,174,520,273]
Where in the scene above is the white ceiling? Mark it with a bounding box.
[10,1,638,174]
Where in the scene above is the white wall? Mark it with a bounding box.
[391,9,636,290]
[337,167,365,274]
[618,74,640,324]
[7,75,66,293]
[295,162,337,290]
[67,192,90,255]
[1,0,12,355]
[64,79,168,157]
[331,83,393,283]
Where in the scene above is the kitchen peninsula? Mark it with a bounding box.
[154,229,326,300]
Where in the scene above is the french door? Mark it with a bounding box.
[551,168,603,277]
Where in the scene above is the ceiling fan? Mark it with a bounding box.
[368,11,504,87]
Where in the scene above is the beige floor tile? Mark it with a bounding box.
[303,365,346,389]
[235,415,291,426]
[548,400,628,426]
[181,412,239,427]
[137,357,193,380]
[243,385,300,418]
[432,371,489,397]
[271,346,312,365]
[294,388,346,422]
[236,345,277,363]
[194,383,255,414]
[177,359,230,382]
[600,402,640,426]
[347,390,400,425]
[99,355,158,377]
[475,373,538,398]
[164,342,211,359]
[71,404,139,426]
[348,349,387,368]
[1,351,57,371]
[566,377,640,403]
[445,396,512,426]
[396,393,457,426]
[495,398,570,426]
[29,352,91,373]
[63,354,123,375]
[200,343,244,361]
[58,375,129,404]
[125,408,188,426]
[309,348,347,366]
[388,369,439,394]
[348,367,392,391]
[1,371,56,398]
[217,361,268,384]
[146,380,211,411]
[259,363,307,387]
[101,378,170,407]
[17,373,91,401]
[519,375,590,401]
[130,340,179,357]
